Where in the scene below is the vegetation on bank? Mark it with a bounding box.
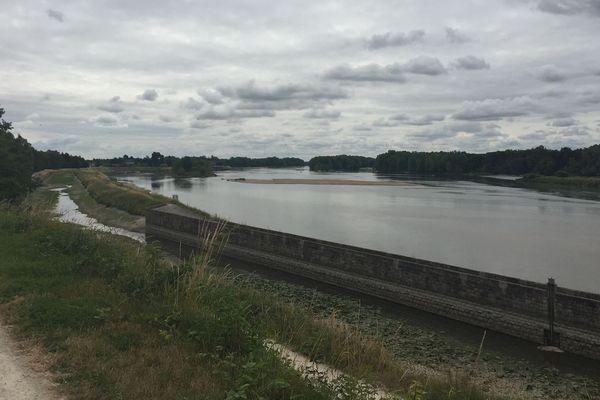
[95,153,305,176]
[214,156,306,169]
[309,155,375,172]
[308,146,600,178]
[518,174,600,190]
[37,170,145,232]
[74,169,170,215]
[373,146,600,177]
[0,206,507,400]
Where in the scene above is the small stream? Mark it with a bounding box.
[51,187,145,243]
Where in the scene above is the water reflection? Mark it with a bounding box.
[52,187,145,243]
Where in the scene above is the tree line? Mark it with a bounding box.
[0,108,87,201]
[308,146,600,177]
[94,153,306,175]
[374,146,600,176]
[309,155,374,172]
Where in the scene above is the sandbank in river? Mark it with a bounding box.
[227,178,412,186]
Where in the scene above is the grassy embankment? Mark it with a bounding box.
[74,169,170,216]
[0,203,510,400]
[2,168,514,399]
[33,169,167,232]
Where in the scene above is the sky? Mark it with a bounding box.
[1,0,600,159]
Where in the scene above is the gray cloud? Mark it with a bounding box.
[190,121,210,129]
[445,27,469,43]
[537,0,600,17]
[195,106,275,120]
[98,96,124,113]
[198,89,224,105]
[46,9,64,22]
[520,130,550,141]
[579,92,600,104]
[181,97,204,110]
[560,126,590,136]
[375,113,445,127]
[159,115,175,123]
[452,97,535,121]
[137,89,158,101]
[207,81,347,116]
[324,63,406,82]
[353,123,372,131]
[538,64,567,82]
[91,113,121,127]
[303,109,341,119]
[366,30,425,50]
[325,57,446,82]
[549,117,578,126]
[405,114,446,125]
[2,0,599,158]
[410,121,505,141]
[453,55,490,70]
[372,118,400,127]
[403,56,446,76]
[221,80,346,103]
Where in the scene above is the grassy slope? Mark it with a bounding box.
[0,209,344,399]
[68,174,145,232]
[75,169,170,216]
[0,206,507,400]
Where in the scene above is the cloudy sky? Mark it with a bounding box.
[1,0,600,159]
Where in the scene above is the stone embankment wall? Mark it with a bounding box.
[146,204,600,360]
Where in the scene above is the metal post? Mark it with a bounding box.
[547,277,556,345]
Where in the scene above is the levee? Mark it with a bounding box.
[146,204,600,360]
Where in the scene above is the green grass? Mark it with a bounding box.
[0,208,330,399]
[0,206,511,399]
[67,174,145,232]
[39,169,76,186]
[75,169,170,215]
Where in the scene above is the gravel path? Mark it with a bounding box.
[0,321,62,400]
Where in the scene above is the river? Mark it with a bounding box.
[118,168,600,293]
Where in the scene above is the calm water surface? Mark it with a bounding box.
[119,168,600,293]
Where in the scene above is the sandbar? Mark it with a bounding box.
[227,178,412,186]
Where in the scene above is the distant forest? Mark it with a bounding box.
[309,146,600,177]
[309,155,374,172]
[94,153,306,176]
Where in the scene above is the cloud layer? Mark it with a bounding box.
[1,0,599,158]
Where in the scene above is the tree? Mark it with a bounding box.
[149,151,164,167]
[0,107,34,201]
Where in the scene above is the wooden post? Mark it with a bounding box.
[547,277,556,345]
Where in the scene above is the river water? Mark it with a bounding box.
[52,187,145,243]
[118,168,600,293]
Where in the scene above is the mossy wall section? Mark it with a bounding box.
[146,204,600,360]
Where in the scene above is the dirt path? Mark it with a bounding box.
[0,321,62,400]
